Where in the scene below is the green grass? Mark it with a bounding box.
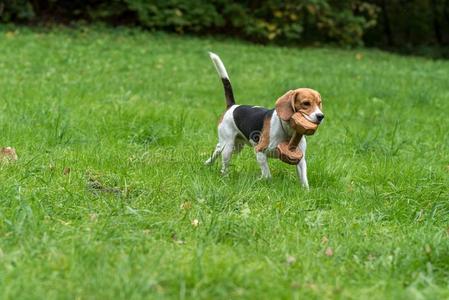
[0,26,448,300]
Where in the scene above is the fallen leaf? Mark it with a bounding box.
[5,31,16,38]
[241,203,251,218]
[290,282,300,289]
[180,201,192,210]
[0,147,18,162]
[57,219,71,226]
[191,219,199,227]
[89,213,98,222]
[234,288,245,296]
[172,233,185,245]
[286,255,296,265]
[325,247,334,257]
[63,167,71,175]
[321,236,329,244]
[87,175,121,195]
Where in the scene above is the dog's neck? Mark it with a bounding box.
[272,111,295,139]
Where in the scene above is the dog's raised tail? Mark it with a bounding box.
[209,52,235,108]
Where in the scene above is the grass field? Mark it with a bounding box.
[0,27,448,299]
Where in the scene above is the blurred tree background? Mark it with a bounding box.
[1,0,448,55]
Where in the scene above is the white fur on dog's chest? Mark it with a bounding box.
[266,112,291,151]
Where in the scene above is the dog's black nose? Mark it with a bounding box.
[316,113,324,122]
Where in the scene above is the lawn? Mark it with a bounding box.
[0,27,448,300]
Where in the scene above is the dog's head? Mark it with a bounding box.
[275,88,324,124]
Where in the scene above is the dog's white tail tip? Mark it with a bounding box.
[208,51,218,59]
[208,51,229,79]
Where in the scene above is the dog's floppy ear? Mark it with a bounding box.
[275,90,295,121]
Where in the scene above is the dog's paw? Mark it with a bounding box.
[257,175,272,181]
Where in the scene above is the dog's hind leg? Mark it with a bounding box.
[205,116,234,166]
[220,141,235,175]
[205,124,237,174]
[205,143,223,165]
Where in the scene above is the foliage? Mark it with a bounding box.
[365,0,449,47]
[1,0,380,46]
[0,0,34,22]
[3,0,449,47]
[125,0,225,32]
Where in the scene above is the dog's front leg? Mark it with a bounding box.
[296,158,309,189]
[296,136,309,189]
[256,151,271,179]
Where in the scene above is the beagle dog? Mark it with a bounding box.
[205,52,324,188]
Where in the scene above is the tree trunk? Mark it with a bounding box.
[431,0,443,44]
[381,0,393,46]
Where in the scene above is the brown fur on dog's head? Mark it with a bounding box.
[275,88,322,121]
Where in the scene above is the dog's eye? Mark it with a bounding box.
[302,101,311,106]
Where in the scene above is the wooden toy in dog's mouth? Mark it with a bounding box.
[276,113,319,165]
[289,112,318,135]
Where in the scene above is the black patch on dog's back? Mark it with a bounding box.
[233,105,274,143]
